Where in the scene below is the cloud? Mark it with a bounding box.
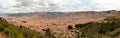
[91,0,120,10]
[0,0,83,13]
[0,0,120,13]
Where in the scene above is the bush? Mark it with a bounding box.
[75,24,85,29]
[43,28,55,38]
[22,21,27,23]
[99,16,120,34]
[106,28,120,37]
[67,25,73,30]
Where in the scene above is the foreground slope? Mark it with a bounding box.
[73,16,120,38]
[0,17,56,38]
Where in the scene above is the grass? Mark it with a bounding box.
[0,17,55,38]
[74,16,120,38]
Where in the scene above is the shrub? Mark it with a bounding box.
[106,28,120,37]
[67,25,73,30]
[99,16,120,34]
[75,24,85,29]
[22,21,27,23]
[43,28,55,38]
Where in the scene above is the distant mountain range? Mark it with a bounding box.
[5,10,119,17]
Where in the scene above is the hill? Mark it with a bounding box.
[0,17,56,38]
[73,16,120,38]
[1,10,120,38]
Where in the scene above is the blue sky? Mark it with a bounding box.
[0,0,120,13]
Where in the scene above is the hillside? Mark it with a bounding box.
[1,16,120,38]
[0,17,57,38]
[1,10,120,38]
[72,16,120,38]
[0,10,120,38]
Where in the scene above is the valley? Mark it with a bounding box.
[2,10,120,38]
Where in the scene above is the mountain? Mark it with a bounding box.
[1,10,120,38]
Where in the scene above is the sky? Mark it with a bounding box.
[0,0,120,13]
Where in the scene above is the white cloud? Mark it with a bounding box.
[0,0,83,13]
[0,0,120,13]
[91,0,120,10]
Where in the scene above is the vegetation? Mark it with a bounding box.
[21,21,27,23]
[0,17,55,38]
[43,28,55,38]
[73,16,120,38]
[1,16,120,38]
[67,25,73,30]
